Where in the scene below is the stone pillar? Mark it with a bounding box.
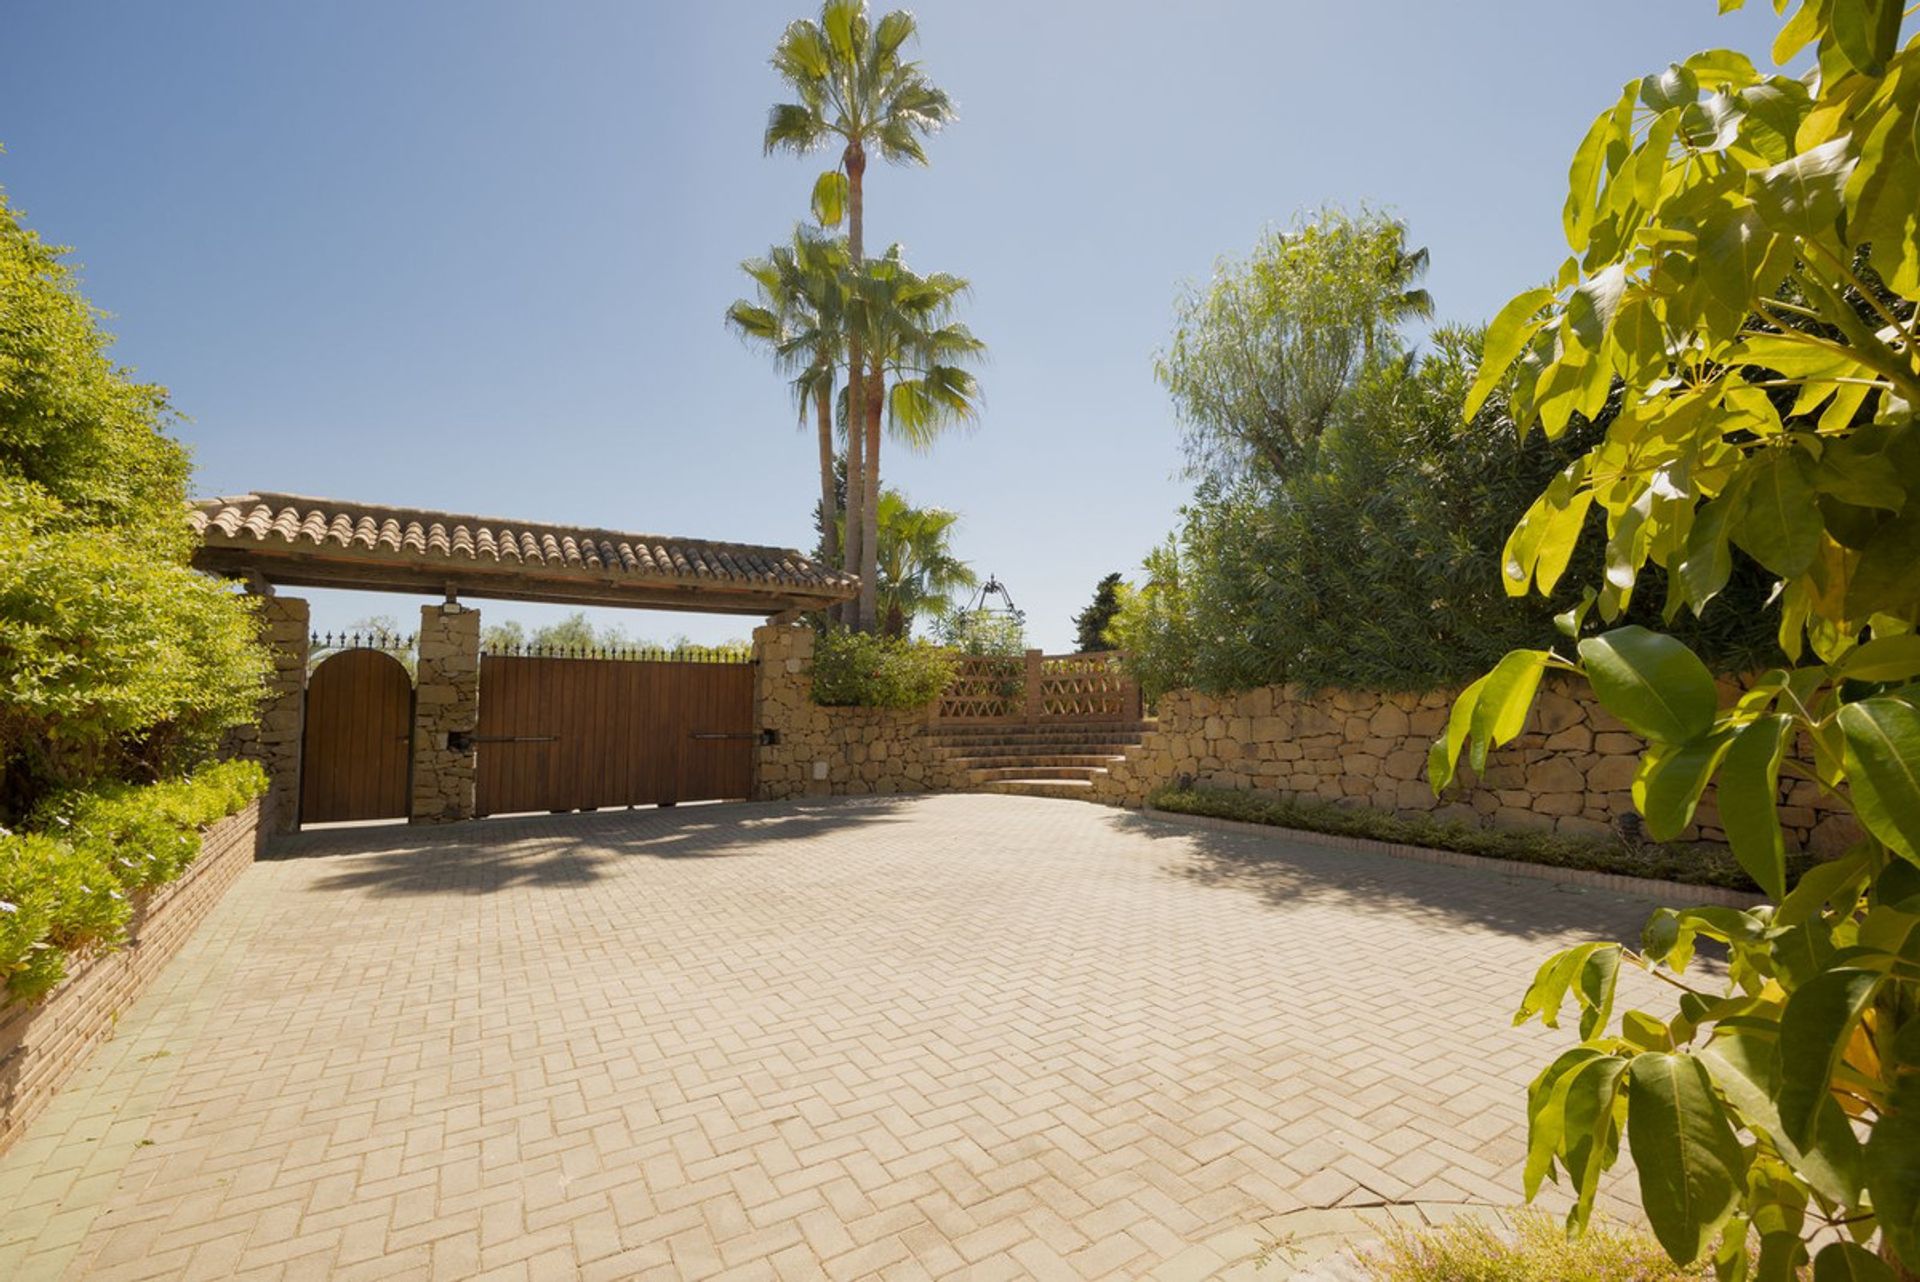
[228,595,308,835]
[751,622,820,800]
[411,602,480,823]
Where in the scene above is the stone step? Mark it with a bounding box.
[978,778,1099,800]
[967,765,1109,783]
[945,754,1127,770]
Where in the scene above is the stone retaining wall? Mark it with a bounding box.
[0,800,263,1155]
[752,625,968,800]
[1093,676,1859,856]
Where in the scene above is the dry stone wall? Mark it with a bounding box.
[1093,676,1860,856]
[412,603,480,823]
[752,624,969,800]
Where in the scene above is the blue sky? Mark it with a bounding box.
[3,2,1782,650]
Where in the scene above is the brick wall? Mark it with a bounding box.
[752,624,969,800]
[1093,676,1861,856]
[0,800,263,1155]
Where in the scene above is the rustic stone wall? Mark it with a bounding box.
[1093,676,1859,856]
[0,800,262,1156]
[411,603,480,823]
[752,624,969,800]
[224,595,308,834]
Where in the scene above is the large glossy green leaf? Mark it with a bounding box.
[1829,0,1902,76]
[1865,1074,1920,1266]
[1678,490,1738,613]
[1748,138,1857,237]
[1466,288,1556,420]
[1627,1053,1747,1265]
[1777,967,1882,1148]
[1844,507,1920,622]
[1811,1241,1896,1282]
[1428,673,1488,794]
[1734,447,1822,578]
[1720,715,1793,899]
[1567,264,1627,353]
[1837,697,1920,863]
[1467,649,1550,772]
[1837,635,1920,684]
[1635,730,1736,842]
[1524,1046,1605,1199]
[1578,626,1719,744]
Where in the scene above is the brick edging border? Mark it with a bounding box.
[1137,806,1765,910]
[0,799,264,1156]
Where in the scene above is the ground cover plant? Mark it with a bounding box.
[1,760,264,1004]
[1148,784,1813,894]
[1356,1212,1709,1282]
[1428,2,1920,1276]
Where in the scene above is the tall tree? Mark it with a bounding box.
[845,245,983,629]
[1071,572,1125,653]
[764,0,955,627]
[726,229,852,585]
[1156,206,1434,486]
[867,489,976,637]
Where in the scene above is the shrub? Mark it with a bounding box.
[0,189,269,822]
[1115,332,1780,701]
[3,760,265,1004]
[811,628,956,710]
[1145,785,1813,894]
[1357,1212,1707,1282]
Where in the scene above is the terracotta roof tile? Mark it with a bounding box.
[189,493,856,595]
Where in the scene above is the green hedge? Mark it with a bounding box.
[1146,785,1814,894]
[2,759,265,1005]
[811,628,957,710]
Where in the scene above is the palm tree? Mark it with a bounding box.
[845,245,984,630]
[725,229,853,586]
[1367,219,1433,362]
[867,489,977,636]
[764,1,955,617]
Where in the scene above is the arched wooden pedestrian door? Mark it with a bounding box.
[301,649,413,823]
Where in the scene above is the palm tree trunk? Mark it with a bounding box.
[842,392,864,602]
[859,364,883,633]
[843,142,872,630]
[814,376,843,624]
[814,376,838,565]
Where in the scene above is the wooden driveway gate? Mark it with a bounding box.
[300,648,414,824]
[474,654,755,816]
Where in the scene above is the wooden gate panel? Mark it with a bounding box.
[475,656,752,817]
[301,649,412,824]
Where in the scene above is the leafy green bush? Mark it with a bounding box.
[811,628,957,710]
[1357,1212,1707,1282]
[1146,785,1811,894]
[2,760,264,1004]
[0,190,269,822]
[1114,330,1779,701]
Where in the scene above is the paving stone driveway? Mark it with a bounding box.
[0,794,1664,1281]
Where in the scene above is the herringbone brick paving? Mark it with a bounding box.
[0,794,1661,1280]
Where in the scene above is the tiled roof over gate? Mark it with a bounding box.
[190,493,857,611]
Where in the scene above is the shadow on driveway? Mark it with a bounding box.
[1103,808,1662,946]
[264,798,915,898]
